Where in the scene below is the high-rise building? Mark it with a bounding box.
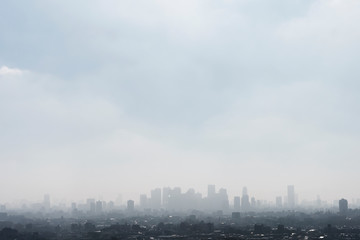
[242,187,248,196]
[107,201,115,211]
[162,187,171,207]
[219,188,229,210]
[251,197,256,208]
[241,194,250,211]
[95,201,103,213]
[86,198,96,213]
[140,194,148,209]
[339,198,348,215]
[151,188,161,209]
[287,185,295,209]
[241,187,251,211]
[127,200,134,211]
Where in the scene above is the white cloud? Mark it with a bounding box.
[0,66,23,76]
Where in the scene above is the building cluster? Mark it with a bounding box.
[136,185,299,213]
[0,185,353,217]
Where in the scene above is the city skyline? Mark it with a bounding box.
[2,184,358,211]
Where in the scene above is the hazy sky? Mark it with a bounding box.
[1,0,360,204]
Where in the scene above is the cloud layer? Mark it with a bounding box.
[1,0,360,204]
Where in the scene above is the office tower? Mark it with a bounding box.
[219,188,229,210]
[43,194,50,210]
[163,187,171,207]
[241,187,251,211]
[127,200,134,211]
[339,198,348,215]
[251,197,256,208]
[234,196,240,210]
[276,196,282,208]
[208,185,215,197]
[95,201,103,213]
[241,194,250,211]
[242,187,248,196]
[287,185,295,209]
[151,188,161,209]
[140,194,148,210]
[87,198,95,212]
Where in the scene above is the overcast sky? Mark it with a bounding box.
[1,0,360,204]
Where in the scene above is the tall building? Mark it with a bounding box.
[242,187,248,196]
[219,188,229,210]
[140,194,148,209]
[339,198,348,215]
[241,194,250,211]
[95,201,103,213]
[241,187,251,211]
[287,185,295,209]
[151,188,162,209]
[162,187,171,208]
[251,197,256,208]
[127,200,134,211]
[86,198,95,211]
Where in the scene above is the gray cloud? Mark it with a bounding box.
[1,0,360,203]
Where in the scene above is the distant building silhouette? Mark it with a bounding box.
[140,194,148,210]
[162,187,171,208]
[219,188,229,210]
[241,187,251,211]
[95,201,102,213]
[287,185,295,209]
[251,197,256,208]
[86,198,95,213]
[151,188,161,209]
[127,200,134,211]
[339,198,348,215]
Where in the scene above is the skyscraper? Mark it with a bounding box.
[95,200,103,213]
[127,200,134,211]
[151,188,161,209]
[241,187,251,211]
[287,185,295,209]
[339,198,348,215]
[162,187,171,208]
[140,194,148,210]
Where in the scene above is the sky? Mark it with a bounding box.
[1,0,360,205]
